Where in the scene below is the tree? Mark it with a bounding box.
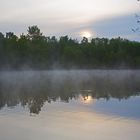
[0,26,140,70]
[0,32,4,39]
[6,32,17,40]
[27,25,42,41]
[132,1,140,33]
[81,37,88,44]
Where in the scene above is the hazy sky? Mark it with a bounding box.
[0,0,140,41]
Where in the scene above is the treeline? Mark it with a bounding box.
[0,25,140,70]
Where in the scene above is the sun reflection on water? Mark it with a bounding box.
[80,95,94,104]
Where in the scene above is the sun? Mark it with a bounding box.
[81,31,92,38]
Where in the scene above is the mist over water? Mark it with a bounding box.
[0,70,140,114]
[0,70,140,140]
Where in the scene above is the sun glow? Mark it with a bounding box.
[81,95,93,104]
[81,31,92,38]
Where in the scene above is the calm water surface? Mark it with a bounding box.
[0,70,140,140]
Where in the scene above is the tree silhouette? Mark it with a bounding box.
[0,26,140,70]
[81,37,88,44]
[132,1,140,33]
[27,25,42,41]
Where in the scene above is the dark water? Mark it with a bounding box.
[0,70,140,140]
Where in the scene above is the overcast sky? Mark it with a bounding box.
[0,0,140,41]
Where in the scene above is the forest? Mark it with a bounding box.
[0,25,140,70]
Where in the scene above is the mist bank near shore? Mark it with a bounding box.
[0,70,140,114]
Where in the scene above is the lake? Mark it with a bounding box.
[0,70,140,140]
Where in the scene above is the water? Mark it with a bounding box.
[0,70,140,140]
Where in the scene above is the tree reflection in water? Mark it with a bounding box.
[0,70,140,114]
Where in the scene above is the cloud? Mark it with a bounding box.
[91,14,140,41]
[0,0,139,41]
[69,14,140,41]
